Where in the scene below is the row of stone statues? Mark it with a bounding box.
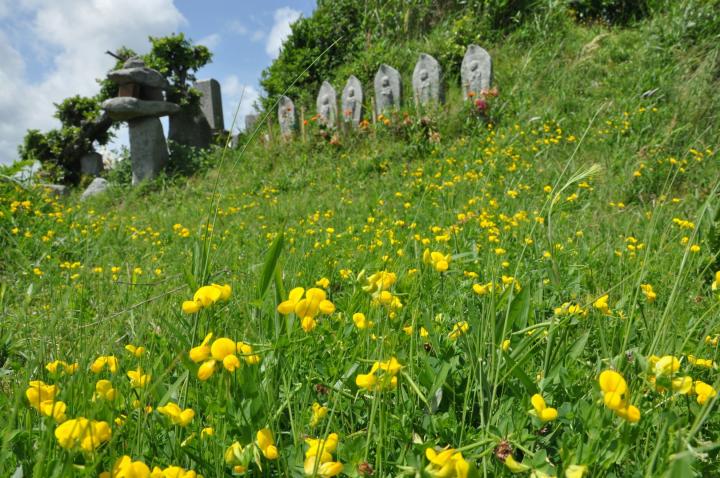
[276,44,492,136]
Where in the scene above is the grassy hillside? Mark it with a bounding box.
[1,3,720,477]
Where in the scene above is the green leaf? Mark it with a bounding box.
[257,229,285,300]
[503,352,537,395]
[568,331,590,361]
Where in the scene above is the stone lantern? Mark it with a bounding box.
[101,57,180,184]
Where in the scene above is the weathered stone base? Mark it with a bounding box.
[80,152,103,176]
[129,117,168,185]
[168,104,212,150]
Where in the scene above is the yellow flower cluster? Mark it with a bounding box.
[277,287,336,332]
[640,283,657,302]
[90,355,119,374]
[26,380,67,423]
[598,370,640,423]
[425,446,470,478]
[553,302,587,317]
[363,271,403,316]
[593,295,611,315]
[356,357,402,392]
[181,283,231,314]
[448,321,469,340]
[648,355,717,404]
[100,455,202,477]
[45,359,78,375]
[256,428,279,459]
[529,393,558,422]
[55,417,111,452]
[423,249,451,272]
[189,333,260,380]
[310,402,328,427]
[304,433,343,477]
[157,402,195,427]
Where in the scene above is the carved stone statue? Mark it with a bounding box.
[278,95,296,137]
[461,44,492,99]
[412,53,442,106]
[374,64,401,116]
[316,81,337,128]
[341,75,363,127]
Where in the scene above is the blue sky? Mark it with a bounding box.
[0,0,316,164]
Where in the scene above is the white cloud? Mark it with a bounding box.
[0,0,185,164]
[227,20,247,35]
[197,33,221,49]
[265,7,300,58]
[221,75,260,132]
[251,30,265,43]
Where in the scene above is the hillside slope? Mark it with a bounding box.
[1,3,720,477]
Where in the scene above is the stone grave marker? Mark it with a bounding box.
[195,79,224,132]
[316,81,337,128]
[412,53,442,106]
[278,96,296,138]
[374,64,401,116]
[341,75,363,127]
[245,113,259,132]
[461,44,492,99]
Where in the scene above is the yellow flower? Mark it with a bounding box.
[54,417,111,452]
[182,284,231,313]
[654,355,680,377]
[671,376,693,394]
[694,380,717,405]
[102,456,151,478]
[352,312,373,329]
[310,402,328,427]
[472,283,490,295]
[189,333,213,363]
[90,355,119,374]
[448,321,469,340]
[504,455,531,473]
[356,358,401,391]
[593,295,611,315]
[640,284,656,303]
[425,447,470,478]
[362,271,397,294]
[315,277,330,289]
[423,249,451,272]
[687,355,715,369]
[598,369,640,422]
[565,464,588,478]
[26,380,58,410]
[237,342,261,364]
[501,339,511,352]
[304,433,342,477]
[94,380,117,401]
[224,441,246,466]
[712,271,720,291]
[256,428,279,460]
[45,360,78,375]
[530,394,558,422]
[157,402,195,427]
[127,368,151,388]
[125,344,146,357]
[277,287,336,331]
[201,427,214,438]
[39,400,68,423]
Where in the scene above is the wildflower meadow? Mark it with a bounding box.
[1,2,720,477]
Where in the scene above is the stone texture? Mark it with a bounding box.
[168,104,212,150]
[108,67,169,89]
[341,75,363,127]
[245,113,259,132]
[129,117,169,185]
[461,44,492,99]
[81,178,109,200]
[374,64,401,115]
[195,79,224,131]
[316,81,337,128]
[278,96,296,137]
[412,53,442,106]
[80,152,103,176]
[102,97,179,121]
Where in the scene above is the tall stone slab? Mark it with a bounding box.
[341,75,363,127]
[316,81,337,128]
[412,53,442,106]
[245,113,259,132]
[461,45,492,99]
[195,79,225,131]
[374,64,401,116]
[278,96,296,138]
[168,104,212,149]
[129,117,169,185]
